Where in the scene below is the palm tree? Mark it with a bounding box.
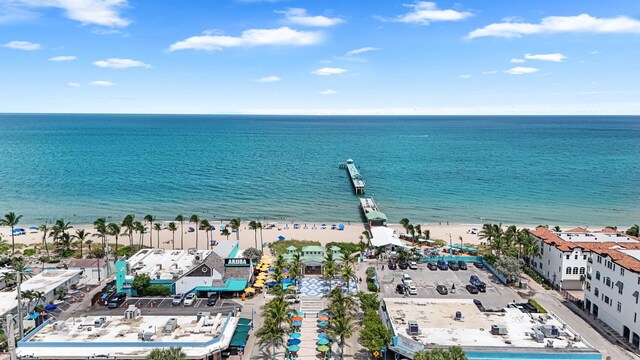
[423,229,431,240]
[626,224,640,237]
[323,251,337,283]
[257,221,263,250]
[200,219,211,249]
[134,220,145,248]
[38,224,51,260]
[175,214,185,250]
[93,217,107,250]
[399,218,410,232]
[414,224,422,241]
[1,212,23,254]
[256,319,286,360]
[168,222,178,250]
[31,290,46,307]
[290,253,302,284]
[327,313,355,360]
[84,239,93,252]
[12,258,30,338]
[51,219,73,255]
[72,229,91,258]
[189,214,200,249]
[229,218,241,240]
[407,224,416,244]
[154,223,162,248]
[145,347,185,360]
[341,262,356,289]
[552,225,562,232]
[107,222,121,254]
[122,214,135,250]
[221,227,230,240]
[144,215,155,248]
[249,220,260,249]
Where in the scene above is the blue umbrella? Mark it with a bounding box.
[317,321,328,328]
[13,228,25,233]
[188,227,195,232]
[289,338,301,345]
[292,321,302,327]
[289,332,301,339]
[220,225,226,230]
[210,225,216,230]
[283,269,290,273]
[278,235,286,241]
[267,281,277,287]
[288,345,300,352]
[318,333,329,339]
[338,224,345,230]
[317,338,329,345]
[44,304,57,312]
[29,226,38,230]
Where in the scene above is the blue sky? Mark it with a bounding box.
[1,0,640,114]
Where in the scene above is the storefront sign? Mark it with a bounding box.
[224,258,251,267]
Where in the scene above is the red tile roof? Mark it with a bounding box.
[566,227,588,233]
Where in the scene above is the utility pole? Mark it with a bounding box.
[7,314,17,360]
[16,271,24,339]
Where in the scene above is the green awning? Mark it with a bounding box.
[365,211,387,221]
[230,324,251,347]
[193,279,248,293]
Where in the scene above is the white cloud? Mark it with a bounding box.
[468,14,640,39]
[278,8,343,27]
[524,53,566,62]
[93,58,151,69]
[17,0,130,27]
[590,50,601,55]
[90,80,114,86]
[504,66,539,75]
[312,67,347,76]
[481,70,498,74]
[346,47,379,56]
[320,89,337,95]
[257,76,281,83]
[168,27,322,51]
[458,74,471,79]
[66,82,81,87]
[3,40,40,50]
[49,55,77,62]
[390,2,472,25]
[510,58,526,63]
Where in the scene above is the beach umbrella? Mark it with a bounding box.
[210,225,215,231]
[289,332,301,339]
[283,269,290,273]
[317,321,328,328]
[338,224,345,230]
[318,311,329,316]
[317,338,329,345]
[292,316,303,322]
[289,338,301,345]
[44,304,57,312]
[244,287,255,293]
[292,321,302,327]
[267,281,277,287]
[317,345,329,352]
[317,316,329,321]
[253,282,264,288]
[318,333,329,339]
[188,227,195,232]
[29,226,38,230]
[220,225,226,230]
[288,345,300,352]
[278,235,286,241]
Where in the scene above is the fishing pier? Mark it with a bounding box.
[360,197,387,227]
[339,159,365,194]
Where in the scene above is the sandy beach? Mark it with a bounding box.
[1,221,565,254]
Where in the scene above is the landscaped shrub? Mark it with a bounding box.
[145,285,172,296]
[366,282,378,292]
[528,299,547,313]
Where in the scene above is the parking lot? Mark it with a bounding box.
[86,297,243,316]
[378,261,523,309]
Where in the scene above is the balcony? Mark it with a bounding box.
[588,258,593,263]
[586,274,592,280]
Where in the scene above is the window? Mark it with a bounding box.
[604,295,609,305]
[606,277,611,287]
[638,276,640,285]
[566,254,570,260]
[596,271,601,280]
[597,256,602,263]
[586,282,591,291]
[635,313,637,323]
[580,267,586,275]
[594,288,599,296]
[620,268,625,276]
[573,267,579,274]
[541,247,544,255]
[566,267,572,275]
[617,302,622,312]
[618,287,623,295]
[575,254,578,260]
[583,255,587,260]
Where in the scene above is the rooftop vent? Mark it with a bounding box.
[94,317,106,327]
[164,318,178,334]
[124,305,141,321]
[407,321,421,335]
[491,324,508,335]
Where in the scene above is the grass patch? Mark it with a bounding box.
[528,299,547,313]
[269,239,321,256]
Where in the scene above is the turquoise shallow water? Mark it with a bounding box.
[0,114,638,225]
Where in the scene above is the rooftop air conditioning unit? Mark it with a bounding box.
[195,255,202,261]
[164,318,178,334]
[53,322,65,331]
[491,324,508,335]
[407,321,421,335]
[94,317,106,327]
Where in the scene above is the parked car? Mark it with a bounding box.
[388,262,397,270]
[458,261,468,270]
[398,262,409,270]
[407,285,418,295]
[427,262,438,270]
[285,294,300,304]
[470,275,487,292]
[437,260,448,270]
[402,274,413,285]
[408,261,418,270]
[183,293,196,306]
[206,294,218,306]
[436,285,448,295]
[466,284,479,294]
[473,261,484,269]
[172,293,184,306]
[396,284,408,294]
[447,260,459,271]
[107,292,126,309]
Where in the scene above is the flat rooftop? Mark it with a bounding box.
[0,270,80,315]
[18,312,239,359]
[383,298,595,352]
[557,232,639,244]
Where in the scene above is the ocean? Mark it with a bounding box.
[0,114,638,226]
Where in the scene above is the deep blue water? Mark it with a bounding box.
[0,114,638,226]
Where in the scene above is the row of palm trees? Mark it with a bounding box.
[478,223,540,262]
[400,218,431,243]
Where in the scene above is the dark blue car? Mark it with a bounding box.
[437,260,448,270]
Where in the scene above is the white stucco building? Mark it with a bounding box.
[530,227,639,290]
[65,258,112,285]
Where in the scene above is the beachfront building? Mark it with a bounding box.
[16,306,246,359]
[381,298,601,360]
[360,197,387,227]
[115,240,252,297]
[584,246,640,350]
[369,226,405,252]
[530,227,640,290]
[65,258,112,285]
[0,270,81,319]
[282,245,344,275]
